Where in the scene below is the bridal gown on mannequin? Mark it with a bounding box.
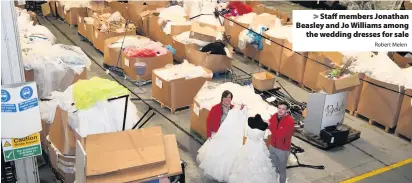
[197,107,247,182]
[228,127,279,183]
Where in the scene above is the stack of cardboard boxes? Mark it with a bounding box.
[44,106,182,183]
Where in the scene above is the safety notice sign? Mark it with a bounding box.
[1,82,42,138]
[2,133,42,162]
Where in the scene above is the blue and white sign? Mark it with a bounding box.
[20,86,33,100]
[1,82,42,139]
[2,90,11,102]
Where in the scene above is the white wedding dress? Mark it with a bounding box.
[228,127,279,183]
[197,107,247,182]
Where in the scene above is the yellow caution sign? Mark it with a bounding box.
[12,133,40,148]
[3,141,11,147]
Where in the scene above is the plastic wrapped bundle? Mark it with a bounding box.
[21,25,56,46]
[154,60,213,81]
[345,52,409,87]
[62,0,91,11]
[265,18,293,43]
[42,82,140,137]
[51,44,91,74]
[238,25,267,50]
[23,44,90,98]
[174,31,211,47]
[108,36,151,49]
[236,13,257,24]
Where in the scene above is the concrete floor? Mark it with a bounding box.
[35,2,412,183]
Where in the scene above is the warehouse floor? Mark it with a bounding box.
[35,3,412,183]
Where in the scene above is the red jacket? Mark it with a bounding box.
[206,103,234,138]
[269,113,295,151]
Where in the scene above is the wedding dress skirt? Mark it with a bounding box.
[228,128,279,183]
[197,107,247,182]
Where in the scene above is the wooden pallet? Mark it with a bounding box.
[301,85,314,92]
[354,112,393,133]
[345,109,355,116]
[395,133,412,143]
[152,97,190,114]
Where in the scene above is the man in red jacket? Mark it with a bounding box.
[268,101,295,183]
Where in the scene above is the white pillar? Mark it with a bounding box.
[1,1,40,183]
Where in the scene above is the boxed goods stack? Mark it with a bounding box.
[60,1,90,26]
[147,5,191,46]
[91,10,136,52]
[119,37,174,81]
[395,89,412,141]
[75,126,182,183]
[41,77,142,182]
[152,61,213,113]
[346,52,410,132]
[185,21,233,73]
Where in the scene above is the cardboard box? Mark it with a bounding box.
[86,1,109,17]
[259,33,284,72]
[317,71,361,94]
[86,127,166,177]
[76,128,182,183]
[189,21,225,42]
[56,1,64,18]
[139,10,154,36]
[24,69,34,82]
[92,29,135,52]
[48,107,77,156]
[280,40,307,83]
[64,7,87,26]
[395,89,412,139]
[223,19,249,50]
[185,47,233,73]
[393,53,412,68]
[152,67,212,113]
[323,52,344,66]
[305,92,349,135]
[108,1,128,19]
[302,52,335,90]
[121,52,174,81]
[405,0,412,10]
[251,4,265,14]
[252,71,275,91]
[48,139,76,183]
[356,77,404,128]
[77,16,94,41]
[49,1,57,16]
[171,40,200,63]
[346,74,364,113]
[190,101,210,139]
[103,35,149,67]
[40,120,51,148]
[148,15,190,46]
[41,3,51,16]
